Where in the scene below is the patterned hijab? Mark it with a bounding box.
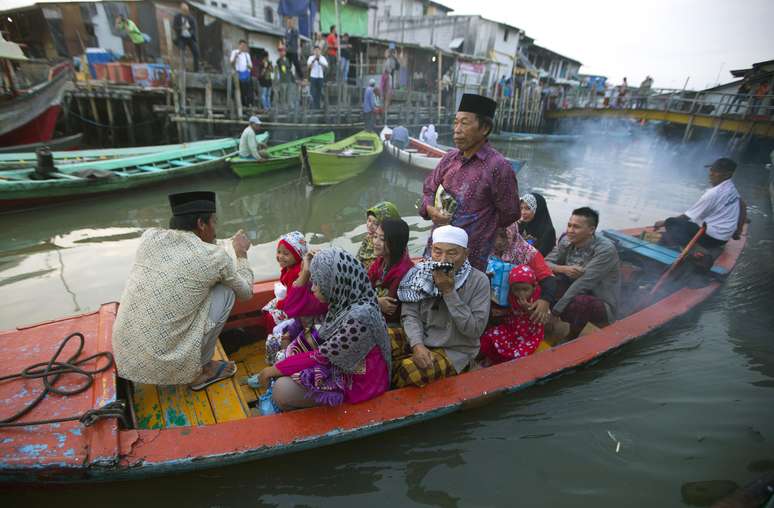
[501,227,538,265]
[278,230,308,290]
[310,248,391,372]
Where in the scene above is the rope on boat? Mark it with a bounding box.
[0,332,127,428]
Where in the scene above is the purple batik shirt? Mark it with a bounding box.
[420,142,520,271]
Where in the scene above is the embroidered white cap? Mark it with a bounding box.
[432,225,468,248]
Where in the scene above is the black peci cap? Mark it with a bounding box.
[168,191,216,216]
[457,93,497,119]
[705,157,737,173]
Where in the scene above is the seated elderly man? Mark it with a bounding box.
[112,191,254,391]
[545,207,620,339]
[394,225,491,387]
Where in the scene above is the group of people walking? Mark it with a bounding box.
[111,91,746,415]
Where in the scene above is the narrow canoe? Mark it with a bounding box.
[0,138,238,211]
[229,132,335,178]
[0,136,262,170]
[489,131,581,143]
[0,225,746,483]
[301,131,382,186]
[0,133,83,155]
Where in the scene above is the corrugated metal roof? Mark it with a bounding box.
[190,1,284,37]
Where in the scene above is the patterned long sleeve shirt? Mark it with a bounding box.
[420,142,520,270]
[112,228,253,384]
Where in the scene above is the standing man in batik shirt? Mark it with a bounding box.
[419,93,521,271]
[112,192,254,390]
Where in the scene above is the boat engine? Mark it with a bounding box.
[31,146,56,180]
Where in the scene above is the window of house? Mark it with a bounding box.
[221,3,227,8]
[504,30,509,42]
[264,6,274,23]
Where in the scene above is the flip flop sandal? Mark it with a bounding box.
[190,361,237,391]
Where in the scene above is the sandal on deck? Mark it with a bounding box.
[190,361,237,391]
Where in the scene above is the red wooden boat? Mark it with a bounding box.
[0,226,746,483]
[0,35,71,148]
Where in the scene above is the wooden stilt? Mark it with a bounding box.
[123,99,136,146]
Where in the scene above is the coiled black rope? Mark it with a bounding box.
[0,332,125,428]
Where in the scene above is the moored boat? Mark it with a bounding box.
[300,131,382,186]
[0,133,84,155]
[229,132,335,178]
[0,137,248,170]
[0,35,71,147]
[0,225,746,482]
[0,138,237,211]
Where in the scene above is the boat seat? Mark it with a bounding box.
[169,159,193,167]
[130,340,257,429]
[136,165,162,172]
[195,154,219,161]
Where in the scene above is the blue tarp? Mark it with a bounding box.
[278,0,318,37]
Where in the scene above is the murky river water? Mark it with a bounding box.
[1,133,773,506]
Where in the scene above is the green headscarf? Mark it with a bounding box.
[357,201,401,269]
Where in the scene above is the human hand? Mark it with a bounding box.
[428,206,452,226]
[258,365,281,385]
[653,220,666,230]
[411,344,433,369]
[527,299,551,324]
[432,268,455,294]
[564,265,585,279]
[231,229,251,258]
[378,296,398,315]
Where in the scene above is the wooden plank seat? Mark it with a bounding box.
[195,154,219,161]
[169,159,193,167]
[131,339,265,428]
[136,165,162,172]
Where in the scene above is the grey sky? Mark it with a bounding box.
[443,0,772,90]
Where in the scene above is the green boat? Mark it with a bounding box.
[229,132,335,178]
[0,135,267,170]
[301,131,383,186]
[0,138,237,211]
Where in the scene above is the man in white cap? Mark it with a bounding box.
[394,225,491,387]
[238,116,269,159]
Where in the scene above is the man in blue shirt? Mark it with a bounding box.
[391,125,409,149]
[363,78,378,132]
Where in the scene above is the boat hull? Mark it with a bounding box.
[0,227,746,482]
[302,131,382,186]
[229,132,335,178]
[383,137,445,170]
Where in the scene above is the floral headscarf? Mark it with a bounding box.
[357,201,401,269]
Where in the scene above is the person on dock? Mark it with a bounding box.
[339,33,352,83]
[275,47,296,107]
[230,40,254,108]
[307,45,328,109]
[419,124,438,147]
[259,58,273,110]
[173,3,199,72]
[363,78,378,132]
[112,192,254,389]
[368,218,414,326]
[636,76,653,109]
[114,15,147,63]
[283,17,303,79]
[325,25,338,81]
[545,207,620,339]
[258,248,391,411]
[517,192,557,257]
[394,226,490,387]
[419,93,521,271]
[238,116,269,160]
[654,158,746,250]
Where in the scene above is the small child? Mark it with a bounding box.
[479,264,544,365]
[356,201,400,270]
[263,231,307,363]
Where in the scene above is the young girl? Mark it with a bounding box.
[262,231,308,362]
[356,201,400,270]
[479,264,544,365]
[367,218,414,325]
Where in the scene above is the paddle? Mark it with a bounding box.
[647,223,706,298]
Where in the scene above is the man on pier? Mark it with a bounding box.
[238,116,269,160]
[112,192,254,389]
[173,3,199,72]
[307,45,328,109]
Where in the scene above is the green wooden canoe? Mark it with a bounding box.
[301,131,383,186]
[229,132,335,178]
[0,138,238,211]
[0,135,266,170]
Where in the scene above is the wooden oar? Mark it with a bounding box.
[648,223,706,297]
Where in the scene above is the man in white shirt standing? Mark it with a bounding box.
[230,39,253,108]
[655,158,746,249]
[307,45,328,109]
